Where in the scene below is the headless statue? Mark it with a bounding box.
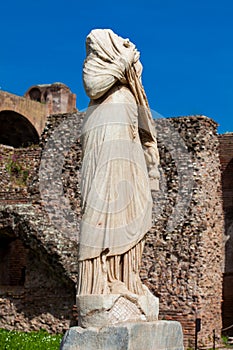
[77,29,160,296]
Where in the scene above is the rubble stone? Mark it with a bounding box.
[0,113,224,348]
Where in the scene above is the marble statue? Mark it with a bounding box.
[60,30,185,349]
[77,29,160,297]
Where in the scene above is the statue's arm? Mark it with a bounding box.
[143,140,160,191]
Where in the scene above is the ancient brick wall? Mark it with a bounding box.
[24,83,77,116]
[141,116,224,347]
[218,133,233,334]
[0,246,76,333]
[0,144,41,204]
[0,113,83,334]
[0,90,47,136]
[0,237,28,286]
[0,113,224,347]
[0,205,77,334]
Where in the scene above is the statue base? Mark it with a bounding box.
[60,287,184,349]
[60,321,184,350]
[76,286,159,327]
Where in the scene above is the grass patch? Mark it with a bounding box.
[0,329,63,350]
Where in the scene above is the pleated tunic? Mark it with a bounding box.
[79,84,152,262]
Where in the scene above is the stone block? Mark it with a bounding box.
[77,286,159,328]
[60,320,184,350]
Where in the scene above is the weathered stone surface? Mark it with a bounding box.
[141,116,224,347]
[77,286,159,328]
[0,114,224,347]
[79,28,159,296]
[0,89,47,138]
[24,82,76,116]
[60,321,184,350]
[218,133,233,334]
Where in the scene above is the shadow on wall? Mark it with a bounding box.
[0,219,77,333]
[222,158,233,272]
[0,110,39,148]
[222,158,233,334]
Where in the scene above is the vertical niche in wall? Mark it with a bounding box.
[0,228,28,286]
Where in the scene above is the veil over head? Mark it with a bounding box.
[83,29,158,146]
[77,29,160,296]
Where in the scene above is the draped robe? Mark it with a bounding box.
[77,29,159,295]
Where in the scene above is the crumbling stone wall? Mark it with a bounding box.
[0,236,27,286]
[24,83,77,116]
[0,90,47,136]
[0,206,77,333]
[218,133,233,334]
[0,144,41,204]
[0,246,76,334]
[0,113,83,334]
[0,113,224,347]
[141,116,224,347]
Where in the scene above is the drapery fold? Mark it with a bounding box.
[83,29,160,189]
[77,29,160,295]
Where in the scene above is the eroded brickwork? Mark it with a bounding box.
[0,248,76,333]
[0,145,41,204]
[219,133,233,334]
[24,83,77,115]
[0,113,224,347]
[141,117,224,347]
[0,90,47,136]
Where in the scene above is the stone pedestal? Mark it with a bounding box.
[77,286,159,328]
[60,321,184,350]
[60,288,184,349]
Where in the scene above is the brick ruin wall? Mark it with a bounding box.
[142,117,224,347]
[0,145,41,204]
[218,134,233,334]
[0,90,47,136]
[0,113,224,348]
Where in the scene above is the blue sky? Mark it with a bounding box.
[1,0,232,133]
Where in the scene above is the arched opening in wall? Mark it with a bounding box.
[0,228,28,286]
[28,88,41,102]
[0,212,77,331]
[0,110,39,148]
